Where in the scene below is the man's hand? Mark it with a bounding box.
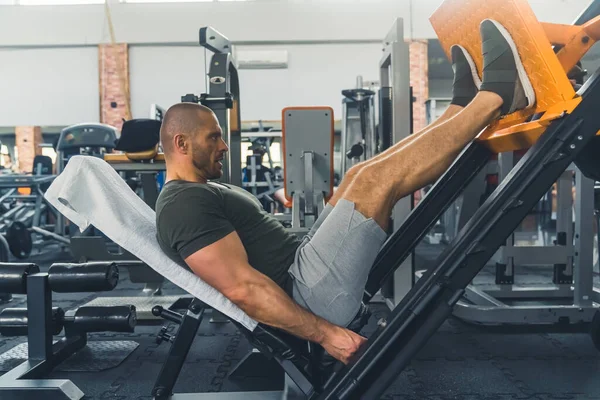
[320,326,367,364]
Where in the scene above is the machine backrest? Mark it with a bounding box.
[57,123,118,152]
[32,155,53,175]
[44,155,257,330]
[115,119,162,160]
[282,107,334,202]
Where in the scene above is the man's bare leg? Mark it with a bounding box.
[340,91,502,230]
[331,42,482,206]
[336,19,536,231]
[331,104,464,204]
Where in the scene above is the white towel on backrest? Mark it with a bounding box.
[44,155,257,331]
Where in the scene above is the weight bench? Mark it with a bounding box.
[44,2,600,397]
[278,107,334,236]
[0,262,138,400]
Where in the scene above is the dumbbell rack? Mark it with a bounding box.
[0,262,138,400]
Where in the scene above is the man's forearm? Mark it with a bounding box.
[231,273,334,344]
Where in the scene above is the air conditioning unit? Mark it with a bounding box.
[235,49,289,70]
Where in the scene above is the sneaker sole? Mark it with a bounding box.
[484,19,536,109]
[455,44,482,88]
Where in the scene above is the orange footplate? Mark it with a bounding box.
[430,0,600,153]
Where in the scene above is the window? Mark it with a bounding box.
[124,0,210,3]
[18,0,104,4]
[14,0,252,4]
[0,146,10,168]
[123,0,250,3]
[41,147,57,165]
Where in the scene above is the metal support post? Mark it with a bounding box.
[340,99,348,176]
[496,151,515,284]
[27,273,52,363]
[554,170,574,283]
[303,152,314,217]
[153,300,205,399]
[379,18,412,306]
[198,27,242,187]
[574,168,595,306]
[140,173,159,210]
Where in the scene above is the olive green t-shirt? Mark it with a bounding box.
[155,180,301,295]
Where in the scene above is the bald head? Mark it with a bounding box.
[160,102,215,156]
[160,102,228,183]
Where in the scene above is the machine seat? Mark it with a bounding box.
[106,118,163,163]
[104,149,164,163]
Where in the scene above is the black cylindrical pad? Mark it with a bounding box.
[0,263,40,294]
[48,262,119,293]
[71,305,137,333]
[0,307,64,336]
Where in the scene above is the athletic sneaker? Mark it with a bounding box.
[479,19,535,115]
[450,45,482,107]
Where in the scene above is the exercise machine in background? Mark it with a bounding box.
[182,26,242,187]
[279,107,334,237]
[377,18,414,307]
[339,76,377,176]
[0,156,69,262]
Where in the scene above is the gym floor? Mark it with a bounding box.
[0,242,599,400]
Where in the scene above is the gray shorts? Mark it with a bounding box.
[288,199,387,327]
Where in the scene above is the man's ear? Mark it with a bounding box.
[174,134,188,154]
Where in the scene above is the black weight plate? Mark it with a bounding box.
[6,221,32,259]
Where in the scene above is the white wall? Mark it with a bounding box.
[0,1,408,47]
[0,0,588,48]
[0,0,595,127]
[0,47,99,126]
[130,42,382,121]
[237,43,382,121]
[130,46,208,119]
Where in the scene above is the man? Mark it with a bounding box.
[156,20,534,364]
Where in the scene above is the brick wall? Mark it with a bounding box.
[15,126,42,173]
[99,43,131,130]
[409,40,429,133]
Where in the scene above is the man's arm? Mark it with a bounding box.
[184,231,365,364]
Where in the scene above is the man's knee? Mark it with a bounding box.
[348,164,391,198]
[340,164,363,186]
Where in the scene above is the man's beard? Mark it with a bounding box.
[192,147,221,180]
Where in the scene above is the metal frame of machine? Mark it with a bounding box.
[413,2,600,327]
[281,107,334,236]
[182,27,242,187]
[377,18,414,307]
[339,76,377,176]
[0,262,137,400]
[38,1,600,399]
